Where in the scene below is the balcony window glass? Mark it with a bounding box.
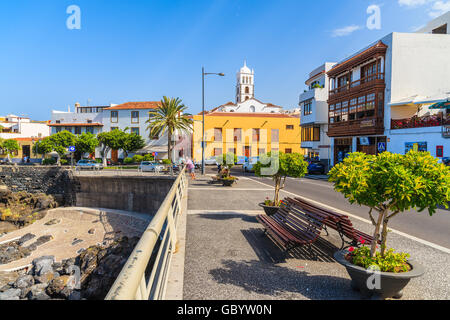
[111,111,118,123]
[131,127,140,135]
[301,125,320,142]
[253,128,261,141]
[214,128,223,142]
[303,99,313,115]
[271,129,279,143]
[131,111,139,123]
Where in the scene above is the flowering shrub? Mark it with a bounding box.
[346,246,411,273]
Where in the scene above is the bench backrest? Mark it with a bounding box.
[287,197,360,242]
[274,201,324,239]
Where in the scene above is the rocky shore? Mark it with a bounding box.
[0,236,139,300]
[0,185,57,234]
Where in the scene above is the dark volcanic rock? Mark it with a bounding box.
[18,233,36,246]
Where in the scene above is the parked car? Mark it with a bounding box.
[243,157,259,173]
[195,157,219,167]
[307,161,326,175]
[443,158,450,166]
[139,161,165,173]
[76,159,103,170]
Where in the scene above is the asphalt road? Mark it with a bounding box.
[206,165,450,250]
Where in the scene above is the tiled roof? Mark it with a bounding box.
[104,102,161,110]
[48,123,103,127]
[203,112,296,118]
[327,41,388,77]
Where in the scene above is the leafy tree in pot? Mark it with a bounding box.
[254,152,308,206]
[329,151,450,258]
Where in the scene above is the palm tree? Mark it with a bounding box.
[146,97,193,163]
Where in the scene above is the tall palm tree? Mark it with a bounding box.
[146,97,193,163]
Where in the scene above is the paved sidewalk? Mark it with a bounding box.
[182,175,450,300]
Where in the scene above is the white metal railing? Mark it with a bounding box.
[105,166,187,300]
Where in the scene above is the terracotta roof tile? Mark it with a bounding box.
[48,123,103,127]
[105,102,161,110]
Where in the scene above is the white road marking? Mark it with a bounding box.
[189,188,273,191]
[188,210,263,215]
[248,177,450,254]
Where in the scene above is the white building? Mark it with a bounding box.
[0,114,50,140]
[210,62,284,114]
[48,101,190,163]
[416,11,449,34]
[102,101,185,161]
[326,13,450,165]
[299,62,336,168]
[49,103,107,136]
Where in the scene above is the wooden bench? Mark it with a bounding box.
[286,197,380,249]
[256,201,330,254]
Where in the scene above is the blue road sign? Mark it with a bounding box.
[68,146,76,153]
[378,142,386,153]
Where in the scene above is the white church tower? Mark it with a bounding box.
[236,61,255,103]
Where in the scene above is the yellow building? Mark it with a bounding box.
[0,138,43,163]
[192,112,304,162]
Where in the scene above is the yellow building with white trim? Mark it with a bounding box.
[192,112,304,162]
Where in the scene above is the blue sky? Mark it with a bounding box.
[0,0,448,120]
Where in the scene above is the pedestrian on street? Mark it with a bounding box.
[186,158,196,180]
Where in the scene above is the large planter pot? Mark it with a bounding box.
[220,178,236,187]
[334,250,425,299]
[259,203,280,216]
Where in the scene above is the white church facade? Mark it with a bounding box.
[210,62,284,114]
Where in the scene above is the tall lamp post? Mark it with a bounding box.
[202,67,225,175]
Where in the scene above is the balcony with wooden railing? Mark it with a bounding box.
[391,113,450,130]
[328,117,385,137]
[329,73,385,100]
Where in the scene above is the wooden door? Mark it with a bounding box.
[111,150,118,163]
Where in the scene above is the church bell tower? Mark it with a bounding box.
[236,61,255,103]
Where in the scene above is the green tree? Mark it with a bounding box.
[47,131,77,165]
[254,152,308,206]
[33,138,54,162]
[146,97,193,163]
[1,139,20,163]
[123,133,145,159]
[329,151,450,258]
[216,152,238,176]
[97,129,127,166]
[75,133,99,160]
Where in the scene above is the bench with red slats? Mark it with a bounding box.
[256,200,332,253]
[287,197,380,249]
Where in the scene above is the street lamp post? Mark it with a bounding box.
[202,67,225,175]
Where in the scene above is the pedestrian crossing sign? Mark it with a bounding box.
[378,142,386,153]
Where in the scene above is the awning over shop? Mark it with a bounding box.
[429,101,450,110]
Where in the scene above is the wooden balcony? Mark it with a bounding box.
[391,114,450,130]
[329,73,385,102]
[327,118,384,137]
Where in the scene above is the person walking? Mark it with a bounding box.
[186,158,196,180]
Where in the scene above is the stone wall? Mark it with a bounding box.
[0,166,176,215]
[0,166,75,206]
[74,176,175,215]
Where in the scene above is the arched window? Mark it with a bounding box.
[245,87,249,94]
[250,105,256,112]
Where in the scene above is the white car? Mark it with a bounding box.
[195,157,219,167]
[139,161,165,173]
